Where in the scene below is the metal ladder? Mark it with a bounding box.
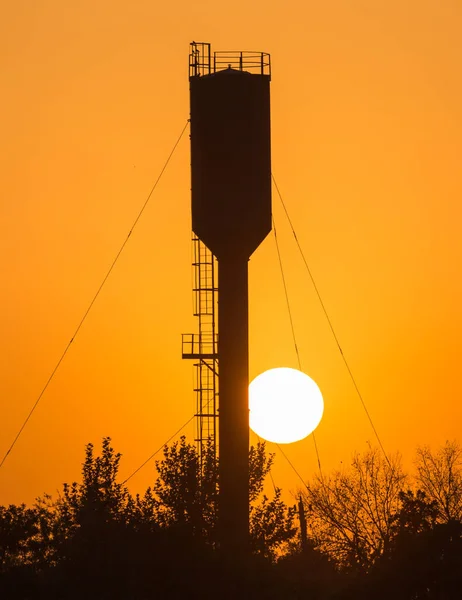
[182,236,218,464]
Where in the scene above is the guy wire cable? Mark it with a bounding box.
[0,119,190,471]
[272,214,323,478]
[122,413,195,484]
[123,380,218,483]
[271,173,391,467]
[275,442,309,491]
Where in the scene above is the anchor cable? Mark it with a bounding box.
[0,119,190,471]
[271,174,390,466]
[272,215,323,477]
[122,413,195,484]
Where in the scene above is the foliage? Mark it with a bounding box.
[388,489,439,545]
[366,506,462,600]
[1,438,462,599]
[58,437,133,524]
[302,447,407,571]
[249,442,274,502]
[248,443,297,559]
[147,436,217,539]
[43,438,135,567]
[0,504,39,571]
[146,436,296,558]
[415,440,462,523]
[250,487,297,559]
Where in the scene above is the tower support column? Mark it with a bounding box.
[218,255,249,554]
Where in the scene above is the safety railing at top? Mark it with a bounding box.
[189,43,271,78]
[213,51,271,76]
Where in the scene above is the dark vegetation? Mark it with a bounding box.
[1,438,461,599]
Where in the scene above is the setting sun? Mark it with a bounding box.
[249,367,324,444]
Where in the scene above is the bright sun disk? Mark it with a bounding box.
[249,367,324,444]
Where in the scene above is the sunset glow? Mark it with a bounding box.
[1,1,461,508]
[249,368,324,444]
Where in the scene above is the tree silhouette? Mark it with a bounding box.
[148,436,217,538]
[302,447,407,571]
[0,504,39,570]
[146,436,296,558]
[388,489,438,544]
[364,491,462,600]
[2,438,460,599]
[415,440,462,523]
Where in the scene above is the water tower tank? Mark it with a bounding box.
[190,56,271,259]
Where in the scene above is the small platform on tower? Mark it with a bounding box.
[182,333,218,360]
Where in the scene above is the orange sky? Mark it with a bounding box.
[1,1,461,506]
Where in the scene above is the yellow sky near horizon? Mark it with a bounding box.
[1,0,461,506]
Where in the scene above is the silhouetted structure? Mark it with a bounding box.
[182,235,219,466]
[186,41,272,555]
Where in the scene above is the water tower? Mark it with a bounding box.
[184,42,272,554]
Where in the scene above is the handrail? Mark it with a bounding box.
[190,42,270,78]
